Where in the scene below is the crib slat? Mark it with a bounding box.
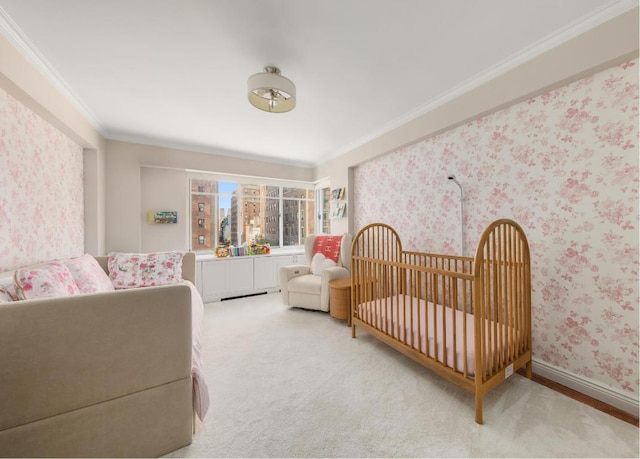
[464,280,470,377]
[499,224,505,368]
[491,227,499,374]
[517,227,523,353]
[508,224,516,362]
[496,223,504,370]
[394,255,399,342]
[451,272,458,373]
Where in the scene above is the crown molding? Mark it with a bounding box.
[107,133,316,169]
[0,5,105,134]
[327,0,639,163]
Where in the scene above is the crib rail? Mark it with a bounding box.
[402,252,473,312]
[352,254,476,377]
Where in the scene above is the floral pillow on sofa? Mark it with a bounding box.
[0,277,19,303]
[64,254,115,294]
[108,251,185,289]
[14,262,80,300]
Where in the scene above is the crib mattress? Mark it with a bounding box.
[356,294,515,376]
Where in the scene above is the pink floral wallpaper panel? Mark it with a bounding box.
[354,60,638,396]
[0,88,84,271]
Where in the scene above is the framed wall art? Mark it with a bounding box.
[147,211,178,224]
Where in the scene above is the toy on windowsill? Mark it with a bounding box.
[256,243,271,255]
[220,243,271,257]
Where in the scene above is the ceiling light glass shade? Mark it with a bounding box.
[247,66,296,113]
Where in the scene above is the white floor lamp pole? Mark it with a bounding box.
[447,175,465,257]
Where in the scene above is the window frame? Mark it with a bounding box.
[188,172,322,253]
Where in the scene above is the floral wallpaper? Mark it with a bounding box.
[0,88,84,271]
[354,60,638,397]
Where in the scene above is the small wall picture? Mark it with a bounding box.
[332,187,345,201]
[147,211,178,224]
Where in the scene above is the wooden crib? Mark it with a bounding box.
[350,219,532,424]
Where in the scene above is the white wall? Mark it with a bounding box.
[106,140,314,252]
[314,8,639,238]
[0,31,107,257]
[354,60,638,410]
[312,7,639,415]
[140,167,188,253]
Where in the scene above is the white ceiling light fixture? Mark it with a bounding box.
[247,66,296,113]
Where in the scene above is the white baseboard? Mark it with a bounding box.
[532,357,639,417]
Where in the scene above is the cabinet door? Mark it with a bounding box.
[254,255,295,291]
[255,255,297,290]
[254,257,277,290]
[276,255,296,272]
[227,258,254,294]
[275,255,297,291]
[201,260,229,302]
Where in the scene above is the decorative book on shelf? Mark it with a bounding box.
[330,201,346,219]
[329,187,346,219]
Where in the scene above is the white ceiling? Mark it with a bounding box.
[0,0,633,167]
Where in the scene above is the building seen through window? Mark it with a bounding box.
[190,179,317,251]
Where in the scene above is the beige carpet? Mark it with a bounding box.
[166,292,639,458]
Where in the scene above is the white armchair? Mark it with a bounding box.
[279,233,352,312]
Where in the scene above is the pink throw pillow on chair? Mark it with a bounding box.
[313,235,342,263]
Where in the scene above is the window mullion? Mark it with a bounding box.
[279,186,284,247]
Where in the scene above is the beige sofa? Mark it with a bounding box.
[0,253,196,458]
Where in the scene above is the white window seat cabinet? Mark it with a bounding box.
[196,253,303,303]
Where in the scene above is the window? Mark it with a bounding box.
[282,187,315,245]
[316,186,331,234]
[190,178,316,251]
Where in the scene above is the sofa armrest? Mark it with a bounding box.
[0,284,193,432]
[280,264,311,279]
[182,252,196,284]
[320,266,350,310]
[279,265,311,305]
[323,266,350,281]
